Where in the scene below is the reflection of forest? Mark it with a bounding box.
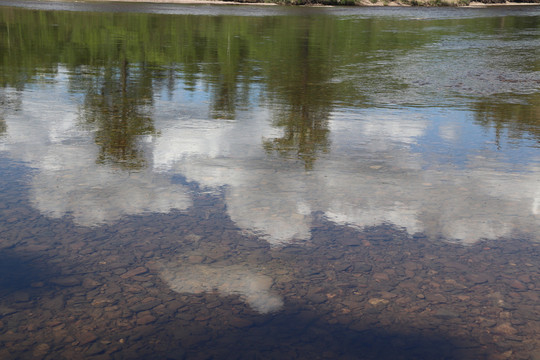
[262,20,333,169]
[0,95,6,134]
[1,7,539,168]
[0,90,22,136]
[474,93,540,146]
[0,10,349,169]
[78,62,156,170]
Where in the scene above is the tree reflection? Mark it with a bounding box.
[0,90,22,136]
[2,6,540,170]
[262,82,331,170]
[0,117,6,135]
[262,19,334,170]
[473,93,540,147]
[0,94,7,134]
[205,21,252,120]
[78,61,156,170]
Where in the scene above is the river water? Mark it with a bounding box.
[0,2,539,359]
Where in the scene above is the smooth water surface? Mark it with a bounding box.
[0,2,539,359]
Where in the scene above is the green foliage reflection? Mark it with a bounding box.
[260,17,334,169]
[1,7,539,168]
[77,61,157,170]
[473,93,540,147]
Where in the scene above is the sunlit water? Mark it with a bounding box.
[0,2,539,359]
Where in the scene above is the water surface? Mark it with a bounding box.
[0,2,539,359]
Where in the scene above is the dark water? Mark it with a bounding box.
[0,2,539,359]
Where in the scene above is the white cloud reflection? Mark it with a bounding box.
[152,107,539,245]
[160,262,283,314]
[0,85,192,226]
[1,79,538,245]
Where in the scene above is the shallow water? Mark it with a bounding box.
[0,2,539,359]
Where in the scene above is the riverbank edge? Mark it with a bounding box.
[54,0,540,7]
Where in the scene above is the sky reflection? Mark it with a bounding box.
[0,86,192,226]
[1,74,538,245]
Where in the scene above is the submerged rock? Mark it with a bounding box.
[32,343,50,357]
[50,276,81,287]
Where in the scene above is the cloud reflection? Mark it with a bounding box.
[1,81,538,244]
[160,262,283,314]
[153,107,539,245]
[0,85,191,226]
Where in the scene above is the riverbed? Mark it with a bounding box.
[0,2,539,359]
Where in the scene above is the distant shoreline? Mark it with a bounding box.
[72,0,540,7]
[2,0,539,7]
